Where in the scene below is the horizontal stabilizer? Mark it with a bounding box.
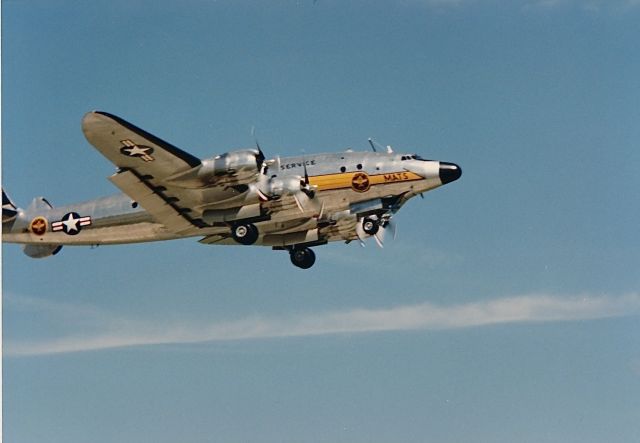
[2,189,18,222]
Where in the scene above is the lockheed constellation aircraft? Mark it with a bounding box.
[2,112,461,269]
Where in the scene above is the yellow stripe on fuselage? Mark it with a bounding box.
[308,171,423,192]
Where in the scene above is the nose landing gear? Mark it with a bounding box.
[231,223,259,245]
[362,217,379,235]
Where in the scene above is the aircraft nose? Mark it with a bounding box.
[439,162,462,184]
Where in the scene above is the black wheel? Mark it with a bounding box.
[362,217,379,235]
[290,247,316,269]
[231,223,258,245]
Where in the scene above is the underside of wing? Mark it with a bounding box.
[109,169,206,233]
[83,111,206,232]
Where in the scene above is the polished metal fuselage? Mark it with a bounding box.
[3,150,444,248]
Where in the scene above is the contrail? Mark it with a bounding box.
[5,293,640,356]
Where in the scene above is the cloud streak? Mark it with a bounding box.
[5,293,640,356]
[413,0,640,11]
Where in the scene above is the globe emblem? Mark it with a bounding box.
[30,217,48,236]
[351,172,370,192]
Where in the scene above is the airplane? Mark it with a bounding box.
[2,111,461,269]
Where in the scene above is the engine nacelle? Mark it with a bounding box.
[197,149,261,184]
[23,244,63,259]
[260,176,302,199]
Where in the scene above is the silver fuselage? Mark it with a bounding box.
[3,151,446,248]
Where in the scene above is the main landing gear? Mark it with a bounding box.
[230,222,317,269]
[231,222,259,245]
[289,247,316,269]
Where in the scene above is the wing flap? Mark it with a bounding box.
[110,169,198,233]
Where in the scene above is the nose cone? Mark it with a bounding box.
[439,162,462,184]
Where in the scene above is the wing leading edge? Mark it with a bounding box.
[82,111,201,176]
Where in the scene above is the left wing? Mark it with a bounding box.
[82,111,201,179]
[82,111,206,233]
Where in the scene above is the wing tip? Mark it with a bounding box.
[81,111,202,169]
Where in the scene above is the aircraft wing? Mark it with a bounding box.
[82,111,201,179]
[82,111,205,233]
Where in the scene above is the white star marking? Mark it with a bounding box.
[124,145,151,157]
[62,213,80,233]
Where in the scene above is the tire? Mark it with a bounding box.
[290,247,316,269]
[231,223,258,245]
[362,217,379,235]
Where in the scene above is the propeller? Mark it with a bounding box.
[293,192,321,215]
[251,126,266,171]
[355,219,367,247]
[290,153,322,216]
[299,154,315,198]
[373,220,397,248]
[257,154,323,217]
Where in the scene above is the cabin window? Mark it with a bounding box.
[356,163,362,170]
[340,166,346,173]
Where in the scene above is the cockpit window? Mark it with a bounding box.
[401,154,429,161]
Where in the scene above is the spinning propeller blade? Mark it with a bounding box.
[385,218,397,240]
[293,190,323,216]
[293,193,304,213]
[251,126,266,170]
[300,155,316,198]
[373,230,384,248]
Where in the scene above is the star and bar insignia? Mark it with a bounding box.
[120,139,155,162]
[52,212,92,235]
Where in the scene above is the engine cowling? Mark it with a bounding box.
[259,175,302,199]
[197,149,262,184]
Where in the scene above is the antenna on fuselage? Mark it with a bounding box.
[369,137,391,153]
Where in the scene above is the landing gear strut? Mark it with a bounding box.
[289,247,316,269]
[231,223,259,245]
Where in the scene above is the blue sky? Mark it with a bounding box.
[2,1,640,442]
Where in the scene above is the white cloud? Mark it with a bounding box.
[523,0,640,11]
[5,293,640,356]
[526,0,565,8]
[418,0,640,11]
[424,0,465,5]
